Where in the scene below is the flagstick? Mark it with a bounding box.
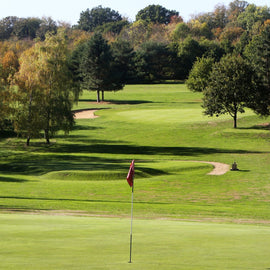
[129,183,134,263]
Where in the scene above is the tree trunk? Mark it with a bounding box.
[102,91,104,101]
[26,136,30,146]
[44,129,50,144]
[233,113,237,128]
[97,90,100,103]
[26,94,32,147]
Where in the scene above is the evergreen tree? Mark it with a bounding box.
[80,33,124,102]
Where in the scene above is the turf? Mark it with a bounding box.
[0,84,269,222]
[1,84,270,269]
[1,214,270,270]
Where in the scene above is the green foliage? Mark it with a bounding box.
[80,33,124,102]
[38,31,80,143]
[133,41,173,82]
[172,22,190,41]
[77,5,122,32]
[200,39,225,59]
[111,39,134,83]
[95,20,129,35]
[136,4,179,25]
[0,78,11,129]
[244,23,270,116]
[1,1,270,84]
[186,56,215,92]
[177,37,204,79]
[237,4,270,31]
[13,30,79,145]
[119,20,150,48]
[0,16,57,41]
[202,54,260,128]
[36,17,57,41]
[228,0,249,22]
[12,17,42,39]
[0,16,18,40]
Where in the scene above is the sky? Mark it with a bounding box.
[0,0,269,25]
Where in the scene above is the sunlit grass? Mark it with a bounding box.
[0,84,269,222]
[1,214,270,270]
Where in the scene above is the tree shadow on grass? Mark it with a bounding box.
[0,155,167,177]
[48,143,263,156]
[0,176,27,183]
[78,99,152,105]
[239,123,270,131]
[0,130,16,142]
[106,99,153,105]
[0,155,131,175]
[0,143,262,176]
[72,125,104,131]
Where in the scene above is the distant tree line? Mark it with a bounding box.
[1,2,270,143]
[0,16,57,40]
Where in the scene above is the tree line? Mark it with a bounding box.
[0,1,270,144]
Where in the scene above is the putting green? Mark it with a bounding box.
[114,108,254,124]
[1,214,270,270]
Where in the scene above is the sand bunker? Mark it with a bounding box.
[74,109,99,119]
[198,161,230,175]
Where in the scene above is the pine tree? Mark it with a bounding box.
[80,33,124,102]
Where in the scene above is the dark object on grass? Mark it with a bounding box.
[231,161,239,171]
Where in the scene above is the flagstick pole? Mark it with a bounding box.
[129,183,134,263]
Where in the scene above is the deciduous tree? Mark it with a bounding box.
[177,37,204,79]
[13,45,43,145]
[38,31,80,144]
[0,75,12,131]
[244,23,270,115]
[14,30,80,145]
[77,6,122,32]
[1,50,19,83]
[202,54,260,128]
[136,5,179,25]
[186,56,214,92]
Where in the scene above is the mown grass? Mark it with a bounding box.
[0,84,269,222]
[1,214,270,270]
[1,84,270,269]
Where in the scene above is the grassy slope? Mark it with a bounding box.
[0,84,270,222]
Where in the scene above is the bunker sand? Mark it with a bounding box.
[74,109,99,119]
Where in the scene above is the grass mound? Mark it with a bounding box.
[40,161,212,181]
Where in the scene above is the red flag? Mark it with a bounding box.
[126,160,135,187]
